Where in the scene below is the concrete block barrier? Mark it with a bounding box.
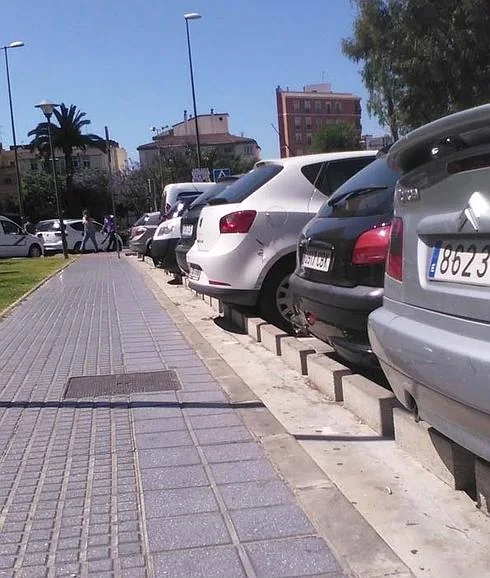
[260,325,289,356]
[343,375,399,437]
[281,337,332,375]
[393,408,475,491]
[246,317,268,342]
[476,459,490,516]
[307,354,351,402]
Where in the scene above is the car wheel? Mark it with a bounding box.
[258,256,296,332]
[145,241,152,257]
[73,241,82,253]
[28,244,42,258]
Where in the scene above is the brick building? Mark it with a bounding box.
[276,84,362,157]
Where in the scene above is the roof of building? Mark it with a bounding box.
[277,86,360,100]
[138,132,258,151]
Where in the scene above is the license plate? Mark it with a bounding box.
[428,240,490,286]
[188,266,201,281]
[182,224,194,237]
[302,249,332,272]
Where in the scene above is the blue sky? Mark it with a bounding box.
[2,0,383,163]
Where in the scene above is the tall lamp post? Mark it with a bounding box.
[2,41,24,223]
[184,12,202,169]
[35,100,69,259]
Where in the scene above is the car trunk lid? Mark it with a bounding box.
[387,104,490,323]
[194,203,241,252]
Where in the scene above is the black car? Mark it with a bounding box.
[290,154,401,367]
[175,181,233,274]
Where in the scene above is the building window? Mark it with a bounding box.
[4,177,12,185]
[293,100,300,112]
[306,133,313,146]
[244,145,253,155]
[72,160,79,169]
[9,161,15,167]
[83,160,91,168]
[305,117,312,130]
[295,132,302,144]
[294,117,301,129]
[325,102,332,113]
[304,100,311,112]
[334,101,342,113]
[224,146,233,154]
[30,162,38,171]
[315,100,322,111]
[316,118,323,129]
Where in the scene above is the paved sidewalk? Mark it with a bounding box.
[0,254,345,578]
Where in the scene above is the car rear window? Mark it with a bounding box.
[70,221,84,232]
[189,183,229,208]
[133,215,148,227]
[36,221,59,231]
[212,164,282,204]
[146,213,162,225]
[318,157,400,218]
[301,157,375,196]
[167,195,199,219]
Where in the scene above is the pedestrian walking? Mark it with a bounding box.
[80,210,99,253]
[102,214,117,252]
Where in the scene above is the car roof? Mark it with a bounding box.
[256,150,378,170]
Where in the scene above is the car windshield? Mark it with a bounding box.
[133,215,148,227]
[318,157,400,218]
[211,164,283,204]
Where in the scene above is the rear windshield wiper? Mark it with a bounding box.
[328,186,388,207]
[207,198,229,206]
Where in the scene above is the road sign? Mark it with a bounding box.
[212,168,232,182]
[192,168,211,182]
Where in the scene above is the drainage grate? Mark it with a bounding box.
[64,370,181,399]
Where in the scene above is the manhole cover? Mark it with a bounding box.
[64,370,181,399]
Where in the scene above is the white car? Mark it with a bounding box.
[187,151,377,328]
[0,215,44,258]
[36,219,122,253]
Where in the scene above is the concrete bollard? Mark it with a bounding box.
[246,318,268,342]
[476,458,490,516]
[307,354,350,402]
[280,337,332,375]
[343,374,399,437]
[393,408,475,491]
[260,325,289,356]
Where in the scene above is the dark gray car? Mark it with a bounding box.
[368,104,490,461]
[128,212,162,256]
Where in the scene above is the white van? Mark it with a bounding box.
[161,182,218,216]
[0,215,44,258]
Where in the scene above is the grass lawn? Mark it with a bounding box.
[0,255,76,314]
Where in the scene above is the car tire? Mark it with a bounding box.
[145,241,152,257]
[73,241,82,253]
[28,244,43,258]
[258,256,296,333]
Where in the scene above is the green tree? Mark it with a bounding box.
[28,104,106,210]
[343,0,490,135]
[22,172,62,223]
[312,123,361,153]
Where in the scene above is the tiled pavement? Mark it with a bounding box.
[0,254,345,577]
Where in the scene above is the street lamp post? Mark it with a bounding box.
[2,41,24,223]
[184,12,202,169]
[35,100,69,259]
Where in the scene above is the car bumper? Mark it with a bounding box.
[188,281,258,306]
[369,300,490,461]
[129,239,147,254]
[290,274,383,367]
[151,238,180,273]
[175,241,191,274]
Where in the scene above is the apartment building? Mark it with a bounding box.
[276,83,362,157]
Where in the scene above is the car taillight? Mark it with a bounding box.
[219,210,257,234]
[386,217,403,281]
[133,226,147,236]
[352,224,391,265]
[165,203,171,214]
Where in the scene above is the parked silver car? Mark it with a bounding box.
[128,212,162,256]
[368,104,490,461]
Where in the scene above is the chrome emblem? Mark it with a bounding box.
[457,192,488,232]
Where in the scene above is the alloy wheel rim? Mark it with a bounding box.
[275,274,294,323]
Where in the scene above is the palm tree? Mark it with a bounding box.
[28,103,106,208]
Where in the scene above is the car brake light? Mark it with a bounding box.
[219,210,257,234]
[386,217,403,281]
[133,226,147,236]
[165,203,171,214]
[352,224,391,265]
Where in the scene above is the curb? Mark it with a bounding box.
[0,256,78,321]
